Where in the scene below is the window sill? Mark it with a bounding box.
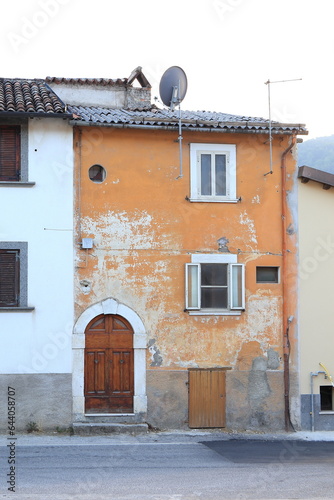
[84,413,135,416]
[187,310,242,316]
[0,307,35,312]
[319,411,334,415]
[189,198,239,203]
[0,181,35,187]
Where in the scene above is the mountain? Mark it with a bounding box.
[298,135,334,173]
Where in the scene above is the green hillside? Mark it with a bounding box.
[298,135,334,173]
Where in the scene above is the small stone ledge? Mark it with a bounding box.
[0,181,35,187]
[0,307,35,312]
[72,423,148,435]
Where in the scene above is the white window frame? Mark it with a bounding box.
[189,143,237,202]
[185,254,245,315]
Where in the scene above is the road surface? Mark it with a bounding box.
[1,436,334,499]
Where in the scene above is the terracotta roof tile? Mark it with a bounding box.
[45,76,128,86]
[0,79,68,115]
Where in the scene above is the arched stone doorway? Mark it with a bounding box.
[72,298,147,421]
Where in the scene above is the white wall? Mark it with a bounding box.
[48,83,127,108]
[0,118,74,374]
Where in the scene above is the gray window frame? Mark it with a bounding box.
[0,120,35,187]
[0,242,34,311]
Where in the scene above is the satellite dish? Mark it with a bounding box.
[159,66,187,110]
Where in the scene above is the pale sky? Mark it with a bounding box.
[2,0,334,140]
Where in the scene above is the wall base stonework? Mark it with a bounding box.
[0,374,72,432]
[226,370,285,431]
[146,368,286,431]
[301,394,334,431]
[146,370,189,430]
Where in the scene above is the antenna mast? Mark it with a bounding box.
[264,78,302,176]
[159,67,188,179]
[169,80,184,179]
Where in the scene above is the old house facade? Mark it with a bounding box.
[47,69,307,432]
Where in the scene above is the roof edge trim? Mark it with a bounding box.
[298,165,334,189]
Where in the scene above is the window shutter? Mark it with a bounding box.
[0,250,20,306]
[230,263,245,310]
[0,126,21,181]
[185,263,200,309]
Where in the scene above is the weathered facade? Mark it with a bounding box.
[48,70,307,432]
[298,166,334,431]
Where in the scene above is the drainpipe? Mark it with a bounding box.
[281,135,297,432]
[76,127,82,240]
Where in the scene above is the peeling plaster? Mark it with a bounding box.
[239,211,258,245]
[81,210,178,251]
[174,358,199,368]
[242,295,281,343]
[79,279,91,294]
[148,339,163,367]
[287,223,295,235]
[217,236,230,252]
[267,348,280,369]
[248,356,272,427]
[236,341,281,372]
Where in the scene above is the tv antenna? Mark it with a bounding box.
[159,66,188,178]
[264,78,302,176]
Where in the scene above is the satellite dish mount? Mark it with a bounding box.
[159,66,188,178]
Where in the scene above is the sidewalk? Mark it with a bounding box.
[2,428,334,446]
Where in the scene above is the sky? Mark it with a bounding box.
[2,0,334,140]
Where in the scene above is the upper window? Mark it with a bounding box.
[190,143,237,202]
[185,254,245,315]
[0,242,31,309]
[0,126,21,181]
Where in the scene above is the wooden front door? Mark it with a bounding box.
[84,314,134,413]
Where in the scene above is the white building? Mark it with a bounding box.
[0,78,74,431]
[298,166,334,431]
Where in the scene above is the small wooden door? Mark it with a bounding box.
[188,368,227,428]
[84,314,134,413]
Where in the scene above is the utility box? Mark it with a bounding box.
[81,238,93,249]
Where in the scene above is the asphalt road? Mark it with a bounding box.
[1,438,334,499]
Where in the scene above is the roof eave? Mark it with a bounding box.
[69,119,307,135]
[0,111,73,119]
[298,165,334,189]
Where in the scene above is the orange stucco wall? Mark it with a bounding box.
[74,126,299,430]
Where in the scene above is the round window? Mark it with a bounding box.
[88,164,106,183]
